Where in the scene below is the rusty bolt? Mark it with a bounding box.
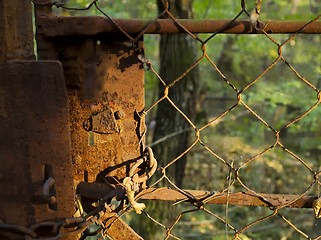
[115,110,125,120]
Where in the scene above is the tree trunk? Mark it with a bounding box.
[132,1,199,238]
[153,0,199,187]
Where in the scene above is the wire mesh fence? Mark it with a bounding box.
[11,0,321,239]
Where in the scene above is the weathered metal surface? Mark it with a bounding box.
[55,38,145,186]
[77,185,317,208]
[60,38,145,238]
[36,17,321,36]
[0,61,75,226]
[35,1,146,185]
[35,3,146,240]
[0,0,74,234]
[0,0,35,64]
[137,188,317,208]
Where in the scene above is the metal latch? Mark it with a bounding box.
[32,164,57,211]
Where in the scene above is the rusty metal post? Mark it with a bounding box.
[56,37,145,240]
[0,0,35,64]
[65,38,145,185]
[34,1,146,238]
[0,0,75,237]
[0,61,75,223]
[34,3,145,186]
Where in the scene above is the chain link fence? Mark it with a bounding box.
[2,0,321,239]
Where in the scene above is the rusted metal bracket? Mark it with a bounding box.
[83,107,120,134]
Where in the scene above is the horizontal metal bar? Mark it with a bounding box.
[76,182,316,208]
[37,17,321,37]
[138,188,317,208]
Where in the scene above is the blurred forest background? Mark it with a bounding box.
[53,0,321,239]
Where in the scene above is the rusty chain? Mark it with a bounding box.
[0,147,157,239]
[1,199,117,239]
[129,147,158,184]
[123,147,158,214]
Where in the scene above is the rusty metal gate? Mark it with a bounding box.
[1,0,321,239]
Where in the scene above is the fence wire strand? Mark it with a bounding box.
[22,0,321,239]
